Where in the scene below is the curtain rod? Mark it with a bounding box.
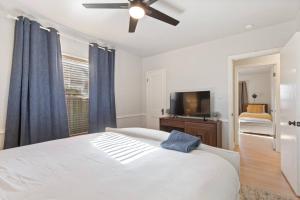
[6,14,113,52]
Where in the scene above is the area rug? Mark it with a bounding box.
[240,184,297,200]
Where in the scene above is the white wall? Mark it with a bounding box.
[142,21,297,149]
[0,17,144,149]
[296,11,300,31]
[239,71,271,107]
[114,49,144,128]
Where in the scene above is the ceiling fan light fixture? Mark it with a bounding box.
[129,6,145,19]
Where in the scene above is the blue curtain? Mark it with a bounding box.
[89,44,116,133]
[4,17,69,149]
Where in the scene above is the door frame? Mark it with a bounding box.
[145,69,167,129]
[227,48,280,151]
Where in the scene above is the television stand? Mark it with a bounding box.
[160,117,222,148]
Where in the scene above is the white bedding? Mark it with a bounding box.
[239,122,274,136]
[239,117,272,124]
[239,114,274,135]
[0,128,240,200]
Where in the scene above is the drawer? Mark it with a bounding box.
[160,119,184,128]
[184,122,217,146]
[184,122,216,132]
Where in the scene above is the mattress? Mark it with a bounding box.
[239,123,274,135]
[239,112,272,122]
[239,113,274,135]
[0,128,240,200]
[239,117,272,124]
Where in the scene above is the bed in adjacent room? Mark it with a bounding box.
[0,128,240,200]
[239,104,274,136]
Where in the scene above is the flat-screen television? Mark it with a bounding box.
[170,91,211,118]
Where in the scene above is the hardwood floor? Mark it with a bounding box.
[235,133,299,199]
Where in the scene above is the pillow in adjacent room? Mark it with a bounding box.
[247,104,265,113]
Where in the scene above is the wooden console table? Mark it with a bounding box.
[160,117,222,148]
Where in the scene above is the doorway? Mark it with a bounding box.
[236,63,276,148]
[145,69,166,129]
[228,49,281,152]
[233,54,279,150]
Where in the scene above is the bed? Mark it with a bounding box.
[239,104,274,136]
[0,128,240,200]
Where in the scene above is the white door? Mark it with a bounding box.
[280,32,300,196]
[146,69,166,129]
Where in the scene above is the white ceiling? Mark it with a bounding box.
[1,0,300,56]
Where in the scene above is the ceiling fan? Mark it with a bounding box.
[82,0,180,33]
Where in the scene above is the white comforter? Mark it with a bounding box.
[0,128,240,200]
[239,117,272,124]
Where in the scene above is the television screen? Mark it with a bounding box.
[170,91,211,117]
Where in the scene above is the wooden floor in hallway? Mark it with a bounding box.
[235,133,299,199]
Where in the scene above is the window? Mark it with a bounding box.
[62,55,89,135]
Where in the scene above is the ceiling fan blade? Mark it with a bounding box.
[146,0,159,5]
[82,3,129,9]
[145,6,179,26]
[129,17,138,33]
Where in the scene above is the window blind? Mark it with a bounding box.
[62,56,89,135]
